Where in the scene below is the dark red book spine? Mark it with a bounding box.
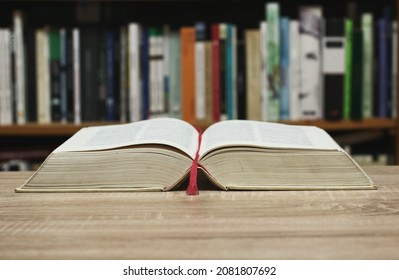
[211,24,221,122]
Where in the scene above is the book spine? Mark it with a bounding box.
[72,28,81,124]
[36,29,46,124]
[1,29,13,124]
[49,28,61,122]
[13,11,26,124]
[299,6,323,120]
[163,25,170,116]
[205,41,213,123]
[106,31,115,121]
[180,27,196,123]
[59,28,67,123]
[260,21,268,121]
[65,29,74,122]
[168,32,181,118]
[219,23,227,120]
[280,17,290,120]
[232,25,238,120]
[392,21,398,119]
[43,28,51,124]
[156,29,165,115]
[236,37,246,120]
[289,20,300,121]
[351,28,363,120]
[266,3,280,121]
[140,28,149,120]
[26,27,37,123]
[211,24,221,122]
[119,27,128,122]
[195,22,206,121]
[245,29,261,120]
[384,6,393,117]
[362,14,374,119]
[379,19,388,118]
[128,23,141,122]
[344,19,353,120]
[323,18,345,120]
[226,24,233,120]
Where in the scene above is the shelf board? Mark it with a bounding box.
[0,119,396,136]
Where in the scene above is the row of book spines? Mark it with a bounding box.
[0,19,396,126]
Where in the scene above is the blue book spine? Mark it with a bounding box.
[106,32,115,121]
[60,29,67,122]
[141,29,149,120]
[379,19,387,118]
[280,17,290,120]
[226,24,233,119]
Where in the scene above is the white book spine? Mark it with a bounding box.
[299,6,323,120]
[362,14,374,119]
[128,23,141,122]
[72,28,81,124]
[5,30,13,124]
[289,20,300,121]
[163,26,170,116]
[260,21,268,121]
[0,30,10,124]
[43,28,51,124]
[195,40,206,120]
[13,11,26,124]
[392,21,397,119]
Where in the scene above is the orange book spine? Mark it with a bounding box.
[180,27,196,123]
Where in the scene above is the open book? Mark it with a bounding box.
[16,118,376,193]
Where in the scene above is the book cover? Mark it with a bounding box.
[279,17,290,120]
[266,3,280,121]
[362,14,374,119]
[323,18,345,121]
[245,29,261,120]
[180,27,196,124]
[299,6,323,120]
[289,20,300,121]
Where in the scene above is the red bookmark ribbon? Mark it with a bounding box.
[186,128,203,195]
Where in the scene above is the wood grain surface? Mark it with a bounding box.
[1,166,399,259]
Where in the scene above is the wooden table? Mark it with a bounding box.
[1,166,399,259]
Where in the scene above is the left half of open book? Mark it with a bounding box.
[16,118,199,192]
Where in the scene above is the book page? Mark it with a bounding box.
[200,120,342,156]
[54,118,198,159]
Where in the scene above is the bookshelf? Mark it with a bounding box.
[0,0,398,166]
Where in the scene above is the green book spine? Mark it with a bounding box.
[266,2,280,121]
[362,14,373,118]
[344,19,353,120]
